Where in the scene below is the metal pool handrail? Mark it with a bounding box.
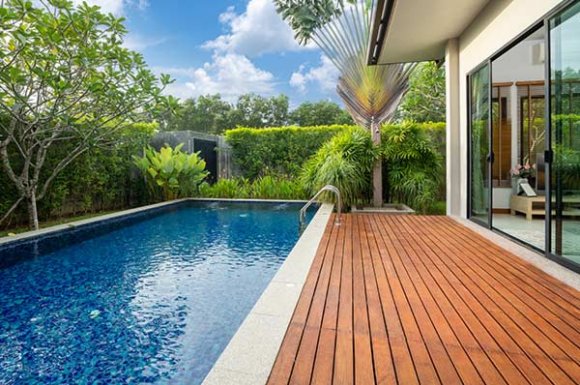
[299,185,341,231]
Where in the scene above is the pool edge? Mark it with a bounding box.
[201,203,335,385]
[0,198,311,247]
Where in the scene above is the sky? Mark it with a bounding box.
[77,0,341,107]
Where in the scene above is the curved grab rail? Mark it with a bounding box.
[299,185,341,232]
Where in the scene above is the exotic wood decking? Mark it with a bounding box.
[267,214,580,385]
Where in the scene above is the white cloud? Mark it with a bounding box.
[123,33,166,51]
[203,0,315,57]
[156,54,276,102]
[290,55,339,93]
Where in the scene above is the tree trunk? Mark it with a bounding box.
[26,191,39,230]
[372,120,383,207]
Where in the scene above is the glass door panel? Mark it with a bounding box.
[550,0,580,265]
[470,65,491,225]
[490,27,546,251]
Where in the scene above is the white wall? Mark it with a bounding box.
[451,0,562,218]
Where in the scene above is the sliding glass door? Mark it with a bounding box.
[550,1,580,265]
[490,26,547,252]
[469,65,491,226]
[467,0,580,271]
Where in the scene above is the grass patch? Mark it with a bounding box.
[0,211,118,238]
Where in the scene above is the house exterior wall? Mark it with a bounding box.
[450,0,562,218]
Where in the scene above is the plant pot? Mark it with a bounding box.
[512,177,528,195]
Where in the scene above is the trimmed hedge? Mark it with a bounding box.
[224,125,355,179]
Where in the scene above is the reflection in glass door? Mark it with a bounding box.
[550,1,580,265]
[490,26,546,252]
[469,65,491,226]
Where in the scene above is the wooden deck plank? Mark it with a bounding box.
[394,216,578,385]
[311,211,346,385]
[421,217,580,355]
[267,214,580,385]
[358,215,396,385]
[333,215,354,385]
[366,215,484,385]
[425,216,580,337]
[351,215,375,385]
[288,216,341,385]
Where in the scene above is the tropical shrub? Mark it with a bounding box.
[301,127,379,208]
[133,144,208,201]
[199,178,251,199]
[224,125,353,178]
[198,176,307,200]
[382,122,443,212]
[251,176,307,199]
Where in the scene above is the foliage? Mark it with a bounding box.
[198,176,307,200]
[397,62,446,122]
[277,0,416,206]
[274,0,355,45]
[231,94,290,128]
[133,144,208,201]
[554,144,580,190]
[225,125,353,178]
[381,122,443,213]
[0,0,176,229]
[163,95,234,134]
[199,178,250,199]
[301,127,379,208]
[160,93,291,133]
[0,122,155,229]
[289,101,353,126]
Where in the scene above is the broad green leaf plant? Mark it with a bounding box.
[133,144,208,201]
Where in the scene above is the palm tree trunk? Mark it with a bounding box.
[372,120,382,207]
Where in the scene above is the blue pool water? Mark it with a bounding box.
[0,201,314,385]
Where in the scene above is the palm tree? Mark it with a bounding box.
[275,0,415,206]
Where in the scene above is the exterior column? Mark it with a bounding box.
[445,38,461,216]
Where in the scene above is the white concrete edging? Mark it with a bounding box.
[201,203,334,385]
[0,198,311,247]
[0,199,190,246]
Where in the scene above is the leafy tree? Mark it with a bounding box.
[162,93,290,132]
[133,144,208,201]
[165,95,235,134]
[274,0,355,44]
[231,93,289,128]
[398,61,446,122]
[289,101,353,126]
[0,0,176,229]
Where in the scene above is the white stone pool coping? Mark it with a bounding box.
[201,202,334,385]
[0,198,312,246]
[0,199,189,246]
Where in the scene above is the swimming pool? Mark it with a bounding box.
[0,200,316,385]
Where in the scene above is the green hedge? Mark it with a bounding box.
[224,125,354,179]
[0,123,155,229]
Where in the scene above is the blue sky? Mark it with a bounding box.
[80,0,340,107]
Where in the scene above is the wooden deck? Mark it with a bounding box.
[267,214,580,385]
